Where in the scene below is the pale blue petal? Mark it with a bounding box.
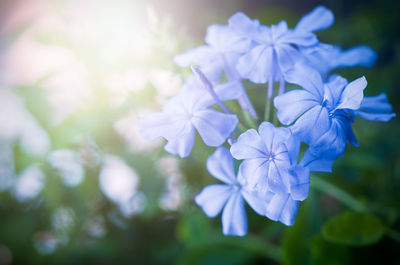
[222,191,248,236]
[228,12,260,39]
[275,44,307,72]
[139,112,188,140]
[257,122,275,151]
[267,159,290,194]
[291,105,331,145]
[284,63,323,99]
[335,76,367,110]
[164,125,196,158]
[174,45,217,67]
[266,193,299,226]
[192,109,238,147]
[309,115,348,159]
[354,93,396,122]
[241,188,273,216]
[271,21,289,39]
[214,81,244,102]
[239,158,270,189]
[237,45,274,84]
[285,130,301,165]
[288,165,310,201]
[205,24,251,53]
[274,89,319,125]
[333,45,377,69]
[324,74,349,108]
[279,31,317,46]
[195,184,234,217]
[300,149,333,173]
[295,6,334,32]
[354,111,396,122]
[230,129,267,159]
[182,79,242,112]
[207,147,237,184]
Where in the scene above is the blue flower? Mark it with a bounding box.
[230,122,295,194]
[227,122,331,226]
[174,24,258,118]
[229,6,333,84]
[301,44,377,79]
[174,24,250,82]
[274,65,384,159]
[195,147,272,236]
[230,122,319,201]
[353,93,396,122]
[139,79,242,158]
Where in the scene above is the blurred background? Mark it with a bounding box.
[0,0,399,264]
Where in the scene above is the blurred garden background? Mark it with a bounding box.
[0,0,399,264]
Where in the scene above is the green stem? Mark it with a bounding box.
[264,75,274,121]
[243,110,258,129]
[310,175,368,212]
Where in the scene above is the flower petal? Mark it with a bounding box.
[309,114,348,159]
[230,129,267,159]
[195,184,234,217]
[138,112,188,141]
[192,109,238,147]
[332,45,377,69]
[205,24,251,53]
[266,193,299,226]
[258,122,278,151]
[239,158,270,189]
[275,44,306,73]
[222,191,248,236]
[284,63,323,99]
[237,45,273,84]
[173,45,217,67]
[300,149,333,173]
[288,165,310,201]
[267,159,290,194]
[241,188,273,216]
[291,105,331,146]
[207,147,237,184]
[295,6,334,32]
[274,89,318,125]
[335,76,367,110]
[164,125,196,158]
[354,93,396,122]
[279,31,317,47]
[228,12,260,39]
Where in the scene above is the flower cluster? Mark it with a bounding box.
[139,6,395,236]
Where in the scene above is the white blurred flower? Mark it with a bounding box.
[156,156,180,176]
[4,35,77,85]
[13,165,45,202]
[149,68,181,101]
[52,207,75,232]
[48,149,85,187]
[105,68,148,107]
[114,109,163,152]
[84,216,106,238]
[42,61,93,125]
[0,89,50,155]
[118,192,147,217]
[159,173,184,211]
[157,157,185,211]
[33,231,57,255]
[99,155,145,216]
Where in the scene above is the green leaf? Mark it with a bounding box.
[311,236,351,265]
[322,211,386,246]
